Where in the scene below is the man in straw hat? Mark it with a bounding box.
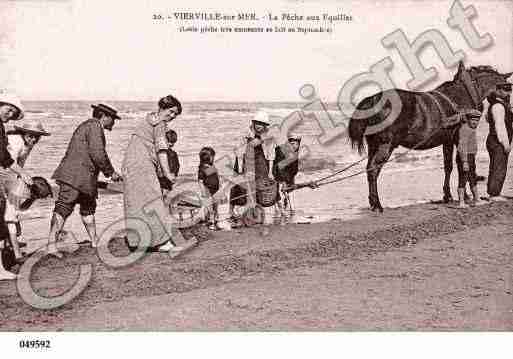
[0,91,34,280]
[45,104,122,256]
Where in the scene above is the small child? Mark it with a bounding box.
[272,137,301,215]
[456,109,485,208]
[198,146,221,230]
[158,129,180,192]
[0,176,52,278]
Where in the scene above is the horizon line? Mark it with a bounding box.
[21,99,348,105]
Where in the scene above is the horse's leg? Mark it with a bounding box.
[367,142,394,212]
[442,143,454,203]
[366,141,379,210]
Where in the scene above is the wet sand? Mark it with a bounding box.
[17,153,513,243]
[1,200,512,330]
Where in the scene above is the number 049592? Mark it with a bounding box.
[19,340,51,349]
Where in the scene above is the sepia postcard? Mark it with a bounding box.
[0,0,512,356]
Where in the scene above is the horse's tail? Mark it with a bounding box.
[348,96,375,155]
[348,116,367,155]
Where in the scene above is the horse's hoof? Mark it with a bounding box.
[370,205,383,213]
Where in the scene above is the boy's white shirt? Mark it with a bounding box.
[491,103,510,147]
[235,128,277,166]
[7,134,33,167]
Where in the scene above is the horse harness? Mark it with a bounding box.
[425,90,461,128]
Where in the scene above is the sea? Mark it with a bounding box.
[14,101,511,241]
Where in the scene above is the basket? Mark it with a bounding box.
[256,178,279,207]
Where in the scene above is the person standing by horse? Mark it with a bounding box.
[485,81,513,201]
[456,110,485,208]
[346,63,512,212]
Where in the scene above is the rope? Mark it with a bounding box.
[311,119,454,188]
[174,123,446,225]
[307,89,482,189]
[308,156,369,183]
[173,104,470,225]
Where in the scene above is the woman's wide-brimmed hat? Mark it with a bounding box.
[0,92,24,120]
[12,120,51,136]
[252,111,272,126]
[91,103,121,119]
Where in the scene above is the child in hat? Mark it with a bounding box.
[456,109,486,208]
[0,176,53,278]
[4,120,51,254]
[198,146,221,230]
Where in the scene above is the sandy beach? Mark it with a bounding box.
[1,196,512,331]
[0,140,511,331]
[2,103,513,332]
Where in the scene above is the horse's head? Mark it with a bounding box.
[454,61,512,105]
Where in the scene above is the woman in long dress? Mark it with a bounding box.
[122,95,197,255]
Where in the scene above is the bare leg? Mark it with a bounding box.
[7,223,22,260]
[46,212,65,256]
[442,143,454,203]
[209,203,221,230]
[457,188,468,208]
[81,214,98,247]
[471,185,486,206]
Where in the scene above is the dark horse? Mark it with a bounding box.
[348,61,512,212]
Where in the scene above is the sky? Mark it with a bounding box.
[0,0,511,102]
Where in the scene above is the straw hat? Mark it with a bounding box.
[0,92,24,120]
[12,120,51,136]
[91,103,121,119]
[252,111,272,126]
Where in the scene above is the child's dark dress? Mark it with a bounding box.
[272,145,299,186]
[158,149,180,191]
[198,163,220,195]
